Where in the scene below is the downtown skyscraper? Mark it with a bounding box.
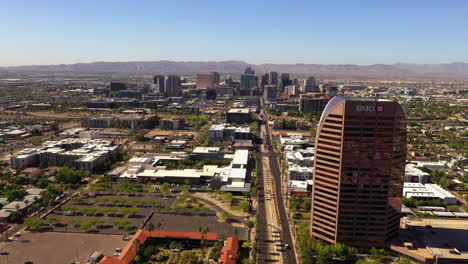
[310,97,406,247]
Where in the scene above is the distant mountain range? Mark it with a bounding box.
[1,61,468,80]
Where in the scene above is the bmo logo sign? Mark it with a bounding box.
[376,104,384,113]
[356,105,375,112]
[356,104,385,113]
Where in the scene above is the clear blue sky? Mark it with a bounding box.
[1,0,467,66]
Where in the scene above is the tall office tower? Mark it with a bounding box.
[269,71,279,86]
[165,75,181,97]
[261,73,269,88]
[264,85,277,102]
[304,77,319,93]
[196,72,220,89]
[153,75,165,94]
[212,72,220,86]
[280,73,292,91]
[240,67,257,90]
[310,97,406,247]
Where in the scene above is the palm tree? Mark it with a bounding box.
[133,238,140,255]
[146,222,155,236]
[199,226,209,260]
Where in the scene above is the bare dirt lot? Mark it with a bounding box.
[0,232,125,264]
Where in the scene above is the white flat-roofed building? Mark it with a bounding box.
[10,138,117,170]
[165,140,187,149]
[137,165,225,184]
[128,157,153,164]
[209,124,226,139]
[415,161,447,170]
[285,151,314,166]
[405,164,430,183]
[288,164,313,180]
[190,147,221,160]
[208,123,251,140]
[403,182,458,204]
[287,180,310,194]
[232,149,249,168]
[118,149,251,192]
[279,134,309,146]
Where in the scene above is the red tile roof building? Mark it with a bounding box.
[100,230,218,264]
[219,237,239,264]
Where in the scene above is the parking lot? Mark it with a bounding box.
[0,232,126,264]
[43,191,247,238]
[45,193,178,234]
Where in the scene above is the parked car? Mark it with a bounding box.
[64,211,75,216]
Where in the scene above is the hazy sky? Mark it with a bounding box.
[1,0,468,66]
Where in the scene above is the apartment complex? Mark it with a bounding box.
[310,97,406,247]
[11,138,118,170]
[81,114,147,129]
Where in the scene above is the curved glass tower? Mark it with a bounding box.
[310,97,406,247]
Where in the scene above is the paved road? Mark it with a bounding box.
[266,141,297,264]
[259,100,298,264]
[256,140,281,264]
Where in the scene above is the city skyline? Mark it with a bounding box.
[1,0,468,66]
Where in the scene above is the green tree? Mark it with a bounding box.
[6,187,27,202]
[220,211,231,222]
[46,216,60,225]
[302,199,312,211]
[209,241,224,260]
[8,211,23,223]
[80,222,92,231]
[146,222,155,234]
[239,200,250,212]
[24,217,44,231]
[55,166,90,184]
[37,177,50,189]
[178,251,202,264]
[370,247,388,262]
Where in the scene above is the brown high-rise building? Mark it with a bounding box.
[196,72,220,89]
[310,97,406,247]
[261,73,269,88]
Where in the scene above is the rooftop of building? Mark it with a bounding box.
[389,218,468,263]
[192,147,220,153]
[220,237,239,264]
[227,108,250,114]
